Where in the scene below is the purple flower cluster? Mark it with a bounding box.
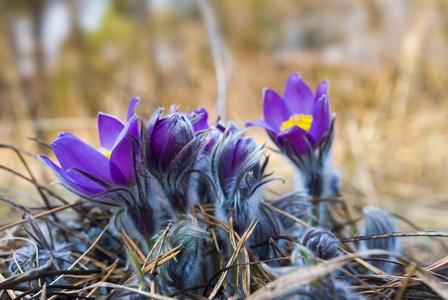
[41,97,277,247]
[36,72,405,298]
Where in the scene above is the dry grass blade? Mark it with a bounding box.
[40,283,47,300]
[0,268,102,291]
[150,223,172,274]
[427,255,448,271]
[0,200,87,232]
[341,231,448,243]
[247,250,410,300]
[86,261,118,297]
[64,282,175,299]
[395,262,417,300]
[339,247,386,276]
[240,235,251,297]
[208,219,258,299]
[142,245,182,273]
[0,271,16,299]
[413,266,448,300]
[120,231,145,262]
[120,245,182,288]
[263,202,312,229]
[196,203,220,252]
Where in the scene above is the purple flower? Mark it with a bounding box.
[246,73,331,155]
[246,73,339,221]
[144,109,203,214]
[40,98,140,198]
[40,98,161,238]
[186,106,209,132]
[186,111,245,205]
[212,133,280,235]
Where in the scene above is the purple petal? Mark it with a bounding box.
[308,93,330,145]
[109,116,139,186]
[217,121,240,135]
[201,128,220,154]
[262,88,291,131]
[276,126,315,155]
[146,108,164,141]
[151,114,195,173]
[51,133,114,187]
[245,119,276,133]
[126,97,140,121]
[283,73,315,115]
[315,80,329,106]
[220,142,237,192]
[111,115,139,150]
[188,107,209,132]
[39,156,106,196]
[98,113,125,149]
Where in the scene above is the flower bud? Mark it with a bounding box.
[153,216,209,291]
[359,206,400,274]
[300,227,340,261]
[213,133,268,235]
[145,109,201,213]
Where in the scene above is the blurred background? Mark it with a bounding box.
[1,0,448,252]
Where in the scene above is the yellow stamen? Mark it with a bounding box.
[103,151,112,159]
[280,114,313,132]
[98,148,112,159]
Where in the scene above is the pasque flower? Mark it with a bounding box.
[299,227,340,261]
[152,215,210,291]
[212,132,281,236]
[40,98,160,239]
[246,73,339,226]
[246,73,332,156]
[186,106,209,133]
[144,108,205,214]
[40,97,140,198]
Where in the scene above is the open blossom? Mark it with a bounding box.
[40,97,140,198]
[246,73,331,155]
[246,73,339,224]
[40,98,160,238]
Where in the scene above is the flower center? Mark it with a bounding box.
[103,151,112,159]
[98,148,112,159]
[280,114,313,132]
